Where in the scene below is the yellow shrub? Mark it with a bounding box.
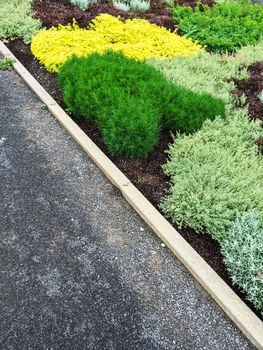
[31,14,203,72]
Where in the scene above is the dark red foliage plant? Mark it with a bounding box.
[32,0,126,28]
[233,61,263,123]
[32,0,176,30]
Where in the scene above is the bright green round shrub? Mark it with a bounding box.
[59,51,224,156]
[221,212,263,313]
[98,95,160,157]
[173,1,263,53]
[58,52,163,156]
[58,51,164,121]
[162,84,225,133]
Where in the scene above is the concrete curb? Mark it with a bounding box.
[1,41,263,350]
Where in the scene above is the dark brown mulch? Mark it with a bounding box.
[232,61,263,124]
[6,38,262,319]
[32,0,176,31]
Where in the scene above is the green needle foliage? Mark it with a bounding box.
[221,212,263,313]
[59,51,224,157]
[173,0,263,53]
[0,0,41,43]
[98,95,160,157]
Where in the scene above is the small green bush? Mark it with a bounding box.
[162,84,225,133]
[160,109,263,242]
[173,1,263,52]
[221,212,263,313]
[58,52,163,121]
[0,0,41,44]
[58,52,162,156]
[59,51,224,156]
[0,58,14,71]
[98,95,160,157]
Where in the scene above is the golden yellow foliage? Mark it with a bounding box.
[31,14,203,72]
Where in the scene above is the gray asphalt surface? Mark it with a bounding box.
[0,69,253,350]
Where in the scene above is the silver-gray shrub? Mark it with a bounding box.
[113,0,150,12]
[149,42,263,109]
[160,109,263,242]
[0,0,41,44]
[157,42,263,242]
[221,212,263,312]
[129,0,150,12]
[70,0,97,10]
[113,0,131,11]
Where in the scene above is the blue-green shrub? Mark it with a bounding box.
[221,212,263,313]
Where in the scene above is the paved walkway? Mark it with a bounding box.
[0,69,253,350]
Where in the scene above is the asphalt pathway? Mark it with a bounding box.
[0,69,253,349]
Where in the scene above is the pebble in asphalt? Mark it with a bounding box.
[0,69,254,349]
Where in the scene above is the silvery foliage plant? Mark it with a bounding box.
[113,0,150,12]
[70,0,97,10]
[221,211,263,313]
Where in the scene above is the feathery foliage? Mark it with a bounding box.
[59,51,224,156]
[222,212,263,313]
[70,0,97,10]
[0,0,41,43]
[160,110,263,242]
[113,0,150,12]
[149,42,263,108]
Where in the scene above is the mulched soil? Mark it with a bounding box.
[32,0,176,31]
[7,38,262,320]
[32,0,214,32]
[233,61,263,123]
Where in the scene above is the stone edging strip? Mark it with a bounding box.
[1,41,262,350]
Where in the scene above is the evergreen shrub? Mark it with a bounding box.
[58,51,225,156]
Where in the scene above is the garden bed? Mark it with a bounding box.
[31,0,213,31]
[32,0,175,30]
[1,0,263,324]
[6,38,263,320]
